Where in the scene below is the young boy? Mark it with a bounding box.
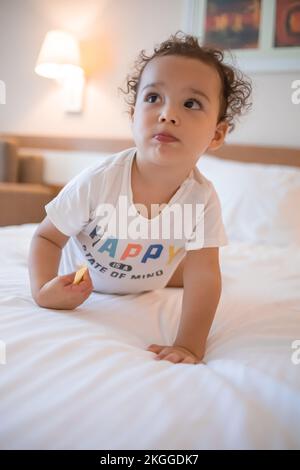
[28,32,252,365]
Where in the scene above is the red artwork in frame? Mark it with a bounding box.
[204,0,261,49]
[274,0,300,47]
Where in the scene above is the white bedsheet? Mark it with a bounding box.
[0,224,299,450]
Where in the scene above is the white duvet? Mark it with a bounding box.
[0,223,299,450]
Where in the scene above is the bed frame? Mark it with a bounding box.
[1,134,300,167]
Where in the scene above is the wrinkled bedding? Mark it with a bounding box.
[0,224,299,449]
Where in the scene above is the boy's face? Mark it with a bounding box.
[131,55,228,171]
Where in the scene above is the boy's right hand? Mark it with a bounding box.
[36,268,94,310]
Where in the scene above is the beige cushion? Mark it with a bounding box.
[18,154,44,184]
[0,139,18,182]
[0,139,62,225]
[0,182,56,226]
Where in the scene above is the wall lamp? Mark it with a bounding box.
[35,30,85,113]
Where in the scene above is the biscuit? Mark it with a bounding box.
[73,265,88,285]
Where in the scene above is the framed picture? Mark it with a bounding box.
[183,0,300,73]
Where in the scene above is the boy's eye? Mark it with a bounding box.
[145,93,158,103]
[145,93,202,110]
[184,99,202,110]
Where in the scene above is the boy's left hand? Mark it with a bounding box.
[146,344,202,364]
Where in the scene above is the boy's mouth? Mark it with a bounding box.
[153,133,179,143]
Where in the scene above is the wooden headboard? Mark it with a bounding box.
[1,134,300,167]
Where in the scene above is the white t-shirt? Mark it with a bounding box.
[45,146,228,294]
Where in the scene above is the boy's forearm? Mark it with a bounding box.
[173,270,222,359]
[28,235,62,299]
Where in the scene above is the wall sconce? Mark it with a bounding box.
[35,30,85,113]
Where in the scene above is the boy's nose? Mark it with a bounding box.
[158,102,179,125]
[158,113,178,125]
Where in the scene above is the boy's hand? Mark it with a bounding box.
[36,268,93,310]
[146,344,202,364]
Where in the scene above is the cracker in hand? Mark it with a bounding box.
[73,265,88,285]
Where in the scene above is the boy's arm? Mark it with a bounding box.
[147,247,222,364]
[173,247,222,360]
[28,216,70,301]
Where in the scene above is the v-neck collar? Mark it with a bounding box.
[127,148,194,222]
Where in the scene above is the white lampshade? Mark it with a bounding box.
[35,30,82,79]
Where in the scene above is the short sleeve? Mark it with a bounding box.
[185,182,228,251]
[45,166,95,236]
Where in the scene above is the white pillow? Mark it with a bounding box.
[197,154,300,246]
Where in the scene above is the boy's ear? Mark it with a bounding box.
[130,107,135,122]
[207,121,229,151]
[130,109,135,130]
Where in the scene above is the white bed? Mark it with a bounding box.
[0,141,300,450]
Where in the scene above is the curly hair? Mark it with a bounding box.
[118,31,252,133]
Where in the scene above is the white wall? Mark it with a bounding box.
[0,0,299,147]
[226,72,300,147]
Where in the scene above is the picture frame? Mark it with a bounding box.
[183,0,300,73]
